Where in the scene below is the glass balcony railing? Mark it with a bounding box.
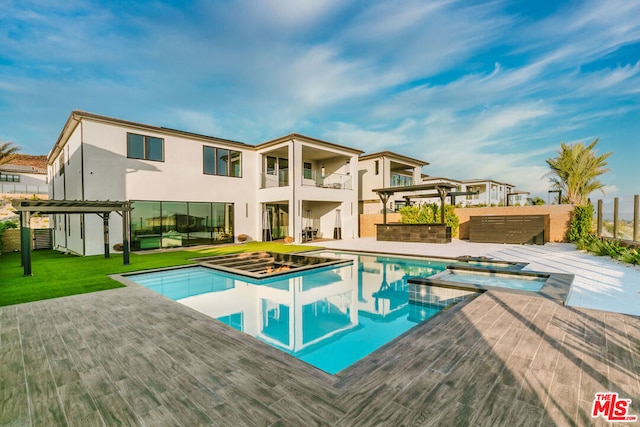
[390,173,413,187]
[260,169,289,188]
[301,171,352,190]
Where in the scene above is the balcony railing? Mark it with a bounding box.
[390,173,413,187]
[301,171,352,190]
[260,169,289,188]
[0,183,49,194]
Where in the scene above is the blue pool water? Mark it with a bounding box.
[126,251,452,374]
[443,270,546,292]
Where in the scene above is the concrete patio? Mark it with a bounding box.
[1,240,639,426]
[317,239,640,317]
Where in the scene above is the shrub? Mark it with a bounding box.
[619,248,640,265]
[590,238,624,258]
[398,203,460,237]
[568,204,594,242]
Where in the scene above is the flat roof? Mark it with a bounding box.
[49,111,252,164]
[360,151,429,166]
[256,133,364,155]
[372,182,456,195]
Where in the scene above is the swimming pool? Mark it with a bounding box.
[126,251,461,374]
[432,269,548,292]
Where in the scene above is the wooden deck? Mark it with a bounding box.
[1,281,639,426]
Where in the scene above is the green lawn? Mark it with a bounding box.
[0,242,316,307]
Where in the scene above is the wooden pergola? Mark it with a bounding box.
[11,199,132,276]
[373,183,478,224]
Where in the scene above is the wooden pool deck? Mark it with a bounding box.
[1,280,639,426]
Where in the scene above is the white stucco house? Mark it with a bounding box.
[0,156,48,195]
[358,151,429,214]
[357,151,530,213]
[48,111,361,256]
[458,179,528,207]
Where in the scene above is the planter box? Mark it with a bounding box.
[376,223,451,244]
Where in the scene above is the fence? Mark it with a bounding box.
[596,195,639,243]
[1,228,53,253]
[360,204,574,242]
[0,183,48,194]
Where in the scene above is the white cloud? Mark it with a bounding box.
[169,110,224,137]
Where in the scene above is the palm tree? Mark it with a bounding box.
[545,138,612,205]
[0,141,20,166]
[527,197,545,206]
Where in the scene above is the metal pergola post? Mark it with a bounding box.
[99,212,110,259]
[378,193,390,225]
[21,211,32,276]
[123,204,131,265]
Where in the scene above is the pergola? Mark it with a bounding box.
[373,183,478,224]
[11,199,132,276]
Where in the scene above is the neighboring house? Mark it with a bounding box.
[47,111,361,256]
[358,157,530,211]
[459,179,528,207]
[0,155,48,195]
[358,151,429,214]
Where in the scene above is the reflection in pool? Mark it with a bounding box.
[127,251,469,374]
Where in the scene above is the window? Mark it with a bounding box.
[374,160,379,175]
[203,146,242,177]
[130,200,234,250]
[217,149,229,176]
[391,173,412,187]
[266,156,277,175]
[229,151,242,177]
[203,146,216,175]
[127,133,164,161]
[303,162,312,179]
[58,156,65,176]
[0,174,20,182]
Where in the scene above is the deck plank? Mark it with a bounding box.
[1,280,639,426]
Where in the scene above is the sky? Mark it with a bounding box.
[1,0,639,200]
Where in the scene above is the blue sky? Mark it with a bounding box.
[1,0,638,199]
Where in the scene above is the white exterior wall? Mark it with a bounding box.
[358,155,423,214]
[50,117,260,256]
[256,137,359,243]
[359,158,384,214]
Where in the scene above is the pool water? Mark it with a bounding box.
[443,270,546,292]
[126,251,452,374]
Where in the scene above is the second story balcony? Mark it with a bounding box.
[261,169,289,189]
[302,170,352,190]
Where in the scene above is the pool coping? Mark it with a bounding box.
[408,269,573,303]
[190,251,354,280]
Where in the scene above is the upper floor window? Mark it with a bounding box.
[303,162,312,179]
[391,173,412,187]
[203,145,242,177]
[374,160,379,175]
[0,173,20,182]
[127,133,164,162]
[58,155,65,176]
